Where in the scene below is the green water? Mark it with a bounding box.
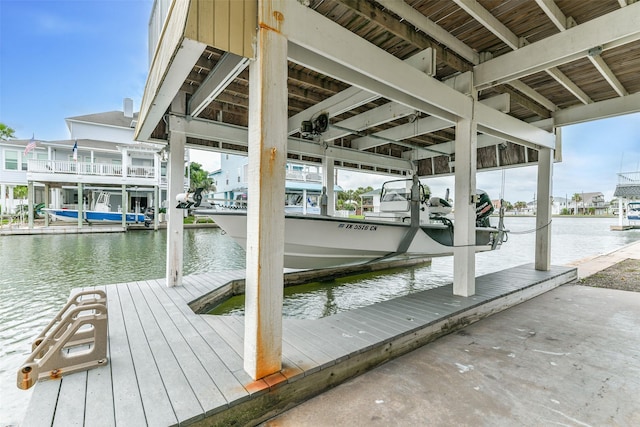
[211,266,446,318]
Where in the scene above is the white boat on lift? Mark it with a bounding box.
[204,178,507,269]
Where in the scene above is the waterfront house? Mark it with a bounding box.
[1,99,171,220]
[209,153,342,213]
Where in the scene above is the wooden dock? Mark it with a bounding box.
[22,264,577,426]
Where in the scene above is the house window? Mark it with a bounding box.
[4,150,18,170]
[226,179,229,185]
[237,176,240,182]
[21,152,34,170]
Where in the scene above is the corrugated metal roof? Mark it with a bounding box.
[614,185,640,198]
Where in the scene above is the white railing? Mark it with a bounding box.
[618,172,640,183]
[285,170,322,182]
[28,160,156,180]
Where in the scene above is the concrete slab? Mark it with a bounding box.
[566,240,640,279]
[263,283,640,426]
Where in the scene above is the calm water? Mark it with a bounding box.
[1,218,639,425]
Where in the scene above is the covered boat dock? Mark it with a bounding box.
[20,0,640,424]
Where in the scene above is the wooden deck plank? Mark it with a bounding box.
[141,281,248,407]
[124,282,205,425]
[104,283,150,427]
[339,305,411,334]
[280,319,358,363]
[133,281,230,418]
[160,286,249,378]
[324,313,398,344]
[78,284,116,427]
[201,316,270,394]
[220,315,307,382]
[21,380,61,427]
[282,320,342,368]
[334,310,406,339]
[115,283,179,426]
[52,371,88,427]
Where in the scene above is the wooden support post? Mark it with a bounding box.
[535,147,553,271]
[77,182,83,229]
[453,103,477,297]
[166,103,187,288]
[244,3,287,380]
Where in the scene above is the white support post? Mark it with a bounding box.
[27,181,34,228]
[154,185,160,231]
[44,184,50,227]
[77,183,83,228]
[453,103,477,297]
[121,149,127,179]
[323,156,335,216]
[535,147,553,271]
[1,184,5,217]
[302,189,308,214]
[618,197,623,226]
[244,4,287,380]
[166,104,187,288]
[121,185,127,228]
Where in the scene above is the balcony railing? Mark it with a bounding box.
[285,170,322,182]
[618,172,640,183]
[28,160,156,180]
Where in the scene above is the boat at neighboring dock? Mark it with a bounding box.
[44,192,145,224]
[628,202,640,221]
[205,178,507,269]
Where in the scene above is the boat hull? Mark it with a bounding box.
[208,212,497,269]
[44,209,145,224]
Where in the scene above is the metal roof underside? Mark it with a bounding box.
[136,0,640,179]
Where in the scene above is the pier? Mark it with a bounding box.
[22,263,576,426]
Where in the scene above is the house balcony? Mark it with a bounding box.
[26,160,161,187]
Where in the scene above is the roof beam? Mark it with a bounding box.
[452,0,520,50]
[374,0,556,117]
[553,91,640,126]
[351,94,509,151]
[322,102,414,142]
[474,2,640,89]
[188,52,249,117]
[287,42,464,123]
[287,47,436,136]
[544,68,591,105]
[535,0,628,98]
[181,116,412,172]
[455,0,588,106]
[341,0,474,70]
[283,2,554,149]
[375,0,479,64]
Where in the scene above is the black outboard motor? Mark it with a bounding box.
[475,190,494,227]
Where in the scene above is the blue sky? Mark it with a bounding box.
[1,1,638,203]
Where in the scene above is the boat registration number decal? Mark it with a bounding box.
[338,223,377,231]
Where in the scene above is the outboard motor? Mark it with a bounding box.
[428,196,453,218]
[475,190,494,227]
